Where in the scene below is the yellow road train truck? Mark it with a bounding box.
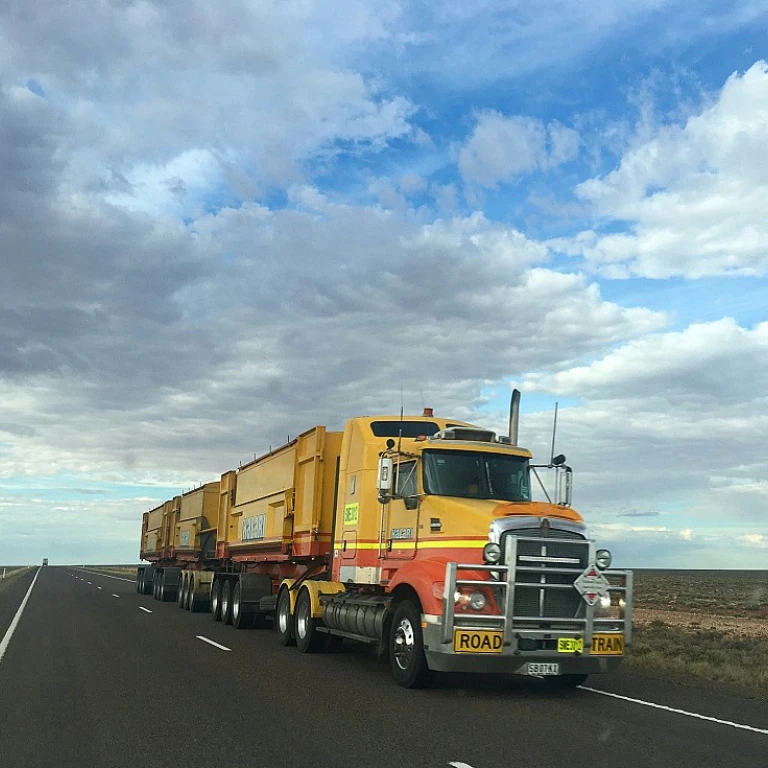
[137,392,632,687]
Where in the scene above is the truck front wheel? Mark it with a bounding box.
[389,599,431,688]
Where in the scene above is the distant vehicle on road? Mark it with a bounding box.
[136,392,632,688]
[42,558,48,567]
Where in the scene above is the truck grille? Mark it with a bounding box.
[500,531,588,620]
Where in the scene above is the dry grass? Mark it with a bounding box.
[626,570,768,697]
[0,566,33,593]
[80,565,138,577]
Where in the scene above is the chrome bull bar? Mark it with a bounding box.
[440,535,633,650]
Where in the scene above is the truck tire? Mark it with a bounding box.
[276,588,295,646]
[136,570,142,593]
[178,574,187,608]
[220,579,233,624]
[153,573,161,600]
[159,572,166,601]
[211,579,223,621]
[189,577,202,613]
[295,589,326,653]
[389,599,431,688]
[232,581,254,629]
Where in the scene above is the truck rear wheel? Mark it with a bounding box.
[159,572,166,601]
[220,580,233,624]
[211,579,223,621]
[136,570,142,593]
[153,573,161,600]
[295,590,326,653]
[177,574,186,607]
[389,599,431,688]
[276,588,295,646]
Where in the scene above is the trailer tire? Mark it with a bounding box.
[295,589,326,653]
[159,572,167,601]
[276,588,295,646]
[232,581,255,629]
[189,577,203,613]
[153,573,160,600]
[389,599,431,688]
[220,579,233,624]
[178,574,186,607]
[211,579,223,621]
[136,570,142,593]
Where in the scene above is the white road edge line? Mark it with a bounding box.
[0,567,41,665]
[111,594,120,599]
[139,607,153,614]
[580,686,768,736]
[196,635,231,652]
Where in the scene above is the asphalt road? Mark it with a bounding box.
[0,566,766,768]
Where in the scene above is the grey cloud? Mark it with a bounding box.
[617,510,661,517]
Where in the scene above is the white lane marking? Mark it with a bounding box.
[97,586,103,590]
[139,607,153,614]
[449,763,477,768]
[580,686,768,736]
[76,569,134,582]
[196,635,231,652]
[87,581,92,584]
[0,568,41,665]
[111,594,120,599]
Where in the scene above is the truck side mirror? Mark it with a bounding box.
[377,456,393,494]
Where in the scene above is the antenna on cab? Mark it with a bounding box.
[550,401,559,465]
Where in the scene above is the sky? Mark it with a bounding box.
[1,0,767,567]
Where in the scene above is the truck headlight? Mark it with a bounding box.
[469,591,486,610]
[595,549,612,569]
[483,542,502,564]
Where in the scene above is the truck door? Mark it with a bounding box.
[382,460,418,560]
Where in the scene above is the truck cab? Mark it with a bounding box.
[314,409,631,687]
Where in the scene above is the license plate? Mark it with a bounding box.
[557,637,584,653]
[528,663,560,676]
[592,633,624,655]
[453,629,503,654]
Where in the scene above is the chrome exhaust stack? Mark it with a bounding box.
[509,389,521,446]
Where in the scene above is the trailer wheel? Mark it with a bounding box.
[232,581,255,629]
[211,579,223,621]
[189,576,202,613]
[142,571,153,595]
[389,599,431,688]
[153,573,160,600]
[136,570,142,593]
[276,588,295,646]
[295,589,326,653]
[159,572,167,601]
[177,574,186,607]
[220,579,233,624]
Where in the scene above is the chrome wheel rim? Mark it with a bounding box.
[278,594,290,634]
[296,599,310,639]
[393,617,415,671]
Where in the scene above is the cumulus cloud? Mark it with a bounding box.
[457,112,579,188]
[554,61,768,278]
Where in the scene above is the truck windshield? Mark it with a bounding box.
[423,450,531,502]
